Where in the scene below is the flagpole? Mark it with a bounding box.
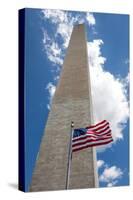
[66,121,74,190]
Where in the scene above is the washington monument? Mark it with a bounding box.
[30,24,98,191]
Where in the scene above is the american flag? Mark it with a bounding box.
[72,120,113,152]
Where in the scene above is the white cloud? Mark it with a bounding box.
[97,160,105,169]
[46,82,56,109]
[43,30,63,66]
[88,40,129,142]
[56,23,73,48]
[86,13,96,26]
[42,9,68,24]
[97,160,124,187]
[88,39,106,67]
[46,82,56,98]
[99,165,123,187]
[42,9,96,26]
[107,180,118,187]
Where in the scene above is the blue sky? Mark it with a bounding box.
[24,8,129,191]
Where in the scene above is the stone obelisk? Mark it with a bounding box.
[30,24,98,192]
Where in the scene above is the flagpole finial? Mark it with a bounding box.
[71,121,74,128]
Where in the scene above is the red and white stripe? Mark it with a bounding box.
[72,120,113,152]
